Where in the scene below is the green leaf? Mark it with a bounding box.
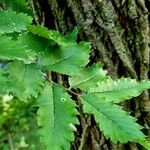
[27,25,90,75]
[28,25,77,47]
[0,35,35,63]
[18,33,53,53]
[64,27,78,42]
[0,0,33,15]
[138,140,150,150]
[0,10,32,34]
[0,69,7,96]
[88,78,150,103]
[81,96,145,143]
[7,60,44,101]
[40,42,90,75]
[37,83,79,150]
[69,63,107,90]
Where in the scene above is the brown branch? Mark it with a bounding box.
[45,75,83,96]
[78,124,88,150]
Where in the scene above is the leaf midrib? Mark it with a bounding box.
[84,99,143,140]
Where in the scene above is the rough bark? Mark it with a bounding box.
[32,0,150,149]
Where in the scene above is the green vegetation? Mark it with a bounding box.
[0,1,150,150]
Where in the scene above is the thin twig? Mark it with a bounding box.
[45,76,83,96]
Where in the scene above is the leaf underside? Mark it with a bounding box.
[28,25,74,47]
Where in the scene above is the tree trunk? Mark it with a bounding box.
[32,0,150,149]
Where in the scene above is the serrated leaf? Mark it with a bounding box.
[81,96,145,143]
[69,63,107,90]
[40,42,90,75]
[37,83,79,150]
[27,25,90,75]
[7,60,44,101]
[0,35,35,63]
[28,25,77,47]
[0,10,32,34]
[88,78,150,103]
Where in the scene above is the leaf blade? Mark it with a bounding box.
[81,95,145,143]
[7,60,45,101]
[28,25,74,47]
[0,36,35,63]
[88,78,150,103]
[17,33,52,53]
[27,25,90,75]
[0,10,32,34]
[0,69,8,96]
[0,0,33,15]
[37,83,79,150]
[69,63,107,90]
[40,42,90,75]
